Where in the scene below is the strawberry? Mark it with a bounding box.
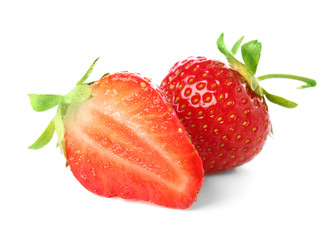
[160,33,316,174]
[28,59,203,209]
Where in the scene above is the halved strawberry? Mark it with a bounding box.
[29,60,203,209]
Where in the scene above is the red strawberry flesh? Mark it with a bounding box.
[64,72,203,208]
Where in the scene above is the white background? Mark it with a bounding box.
[1,0,335,239]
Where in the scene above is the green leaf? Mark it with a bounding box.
[63,85,92,104]
[241,40,262,74]
[217,33,234,60]
[28,119,55,149]
[262,88,298,108]
[28,94,63,112]
[54,105,65,147]
[231,36,244,56]
[76,57,100,85]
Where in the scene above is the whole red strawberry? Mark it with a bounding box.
[28,59,203,209]
[160,33,316,174]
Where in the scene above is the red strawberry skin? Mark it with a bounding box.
[63,72,203,209]
[160,57,271,174]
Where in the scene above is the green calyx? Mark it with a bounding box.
[28,58,99,153]
[216,33,316,108]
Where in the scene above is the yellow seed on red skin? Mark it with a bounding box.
[217,117,223,121]
[227,100,233,106]
[197,83,205,89]
[218,153,223,156]
[178,128,183,133]
[140,82,146,87]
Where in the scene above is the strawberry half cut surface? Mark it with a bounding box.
[28,60,204,209]
[160,33,316,174]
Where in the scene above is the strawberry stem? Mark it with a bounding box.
[257,74,316,89]
[217,33,263,96]
[29,58,99,152]
[216,33,317,108]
